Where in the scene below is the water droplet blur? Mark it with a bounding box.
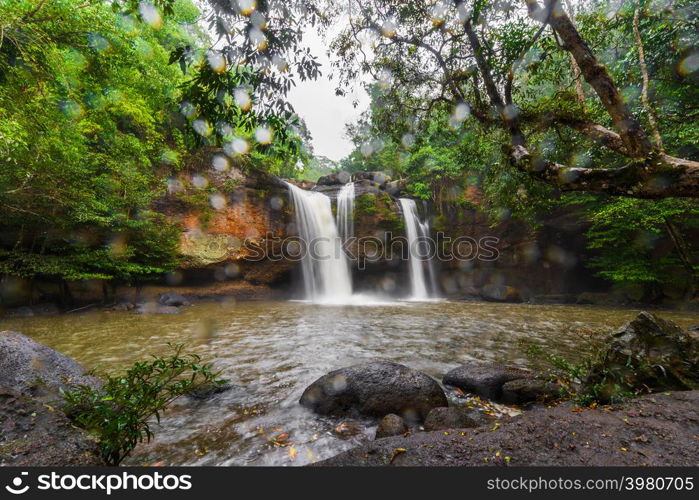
[678,53,699,76]
[193,119,212,137]
[207,50,227,73]
[270,196,284,210]
[234,88,252,111]
[138,1,162,29]
[165,271,183,286]
[381,20,397,37]
[210,154,228,172]
[191,174,209,189]
[87,33,109,52]
[249,27,267,51]
[237,0,256,16]
[179,101,196,118]
[254,126,273,145]
[210,194,226,210]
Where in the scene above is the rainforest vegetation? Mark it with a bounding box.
[0,0,697,301]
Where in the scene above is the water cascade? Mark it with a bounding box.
[398,198,438,299]
[285,182,353,303]
[336,181,355,243]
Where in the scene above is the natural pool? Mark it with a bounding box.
[3,300,697,466]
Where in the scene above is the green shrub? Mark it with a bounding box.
[62,344,227,465]
[519,332,636,406]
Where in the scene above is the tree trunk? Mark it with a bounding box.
[633,4,664,151]
[663,218,697,300]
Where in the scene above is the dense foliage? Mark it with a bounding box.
[0,0,201,286]
[335,0,699,299]
[63,344,227,465]
[0,0,313,295]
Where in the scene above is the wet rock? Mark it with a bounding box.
[480,284,522,303]
[0,331,100,403]
[443,363,533,401]
[582,312,699,402]
[333,420,363,439]
[134,303,181,314]
[423,407,491,431]
[385,179,408,196]
[300,361,447,422]
[185,382,236,400]
[501,378,561,405]
[375,414,408,439]
[353,171,390,187]
[158,292,191,307]
[0,389,103,466]
[688,325,699,332]
[317,171,351,186]
[317,391,699,466]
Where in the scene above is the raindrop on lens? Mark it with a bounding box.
[138,1,162,29]
[210,194,226,210]
[212,154,229,171]
[234,88,252,111]
[255,126,273,145]
[193,119,212,137]
[207,50,227,73]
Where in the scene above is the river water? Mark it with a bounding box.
[2,300,696,466]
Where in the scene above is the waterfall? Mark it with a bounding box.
[398,198,438,299]
[285,182,353,303]
[336,181,355,243]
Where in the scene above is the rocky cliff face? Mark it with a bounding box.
[160,152,608,302]
[435,204,609,302]
[157,148,294,288]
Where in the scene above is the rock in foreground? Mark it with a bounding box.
[0,331,99,402]
[582,311,699,402]
[300,361,447,422]
[0,390,103,466]
[442,363,533,401]
[423,407,492,431]
[316,391,699,466]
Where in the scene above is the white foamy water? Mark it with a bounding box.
[285,182,353,303]
[398,198,438,300]
[336,181,355,244]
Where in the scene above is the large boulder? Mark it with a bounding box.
[300,361,447,422]
[353,171,390,187]
[0,390,103,466]
[317,171,351,186]
[581,312,699,402]
[0,331,99,402]
[443,363,533,401]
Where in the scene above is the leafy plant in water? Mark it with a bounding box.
[62,344,227,465]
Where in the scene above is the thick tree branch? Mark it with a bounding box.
[510,146,699,198]
[527,0,653,158]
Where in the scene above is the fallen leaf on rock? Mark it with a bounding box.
[390,448,406,463]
